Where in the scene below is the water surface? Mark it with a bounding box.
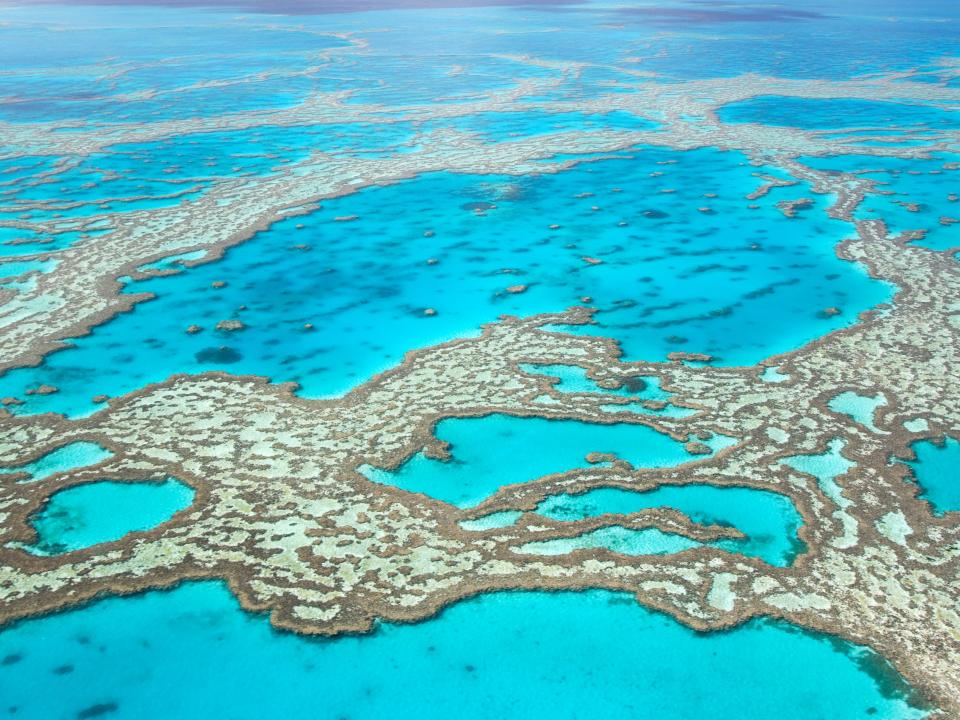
[22,478,194,555]
[534,484,803,565]
[361,414,729,507]
[0,581,927,720]
[902,437,960,515]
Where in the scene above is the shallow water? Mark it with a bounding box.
[360,413,728,507]
[0,581,928,720]
[520,363,667,398]
[416,109,661,143]
[761,366,790,383]
[521,363,695,418]
[800,154,960,252]
[720,97,960,132]
[21,478,194,555]
[533,485,803,565]
[0,1,951,715]
[902,437,960,515]
[0,147,891,417]
[0,442,112,482]
[783,439,856,490]
[829,391,888,433]
[783,439,859,548]
[516,525,707,556]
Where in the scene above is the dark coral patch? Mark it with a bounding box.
[195,346,243,364]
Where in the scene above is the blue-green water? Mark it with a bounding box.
[784,437,853,470]
[0,442,112,482]
[23,479,194,555]
[0,0,954,713]
[761,366,790,383]
[516,525,728,557]
[520,363,695,418]
[801,154,960,252]
[782,440,859,547]
[521,363,668,399]
[720,97,960,133]
[902,437,960,515]
[829,391,888,433]
[0,148,891,417]
[416,109,661,143]
[0,581,927,720]
[361,414,731,507]
[782,439,855,507]
[534,485,803,565]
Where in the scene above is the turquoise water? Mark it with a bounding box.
[0,259,57,280]
[137,251,207,274]
[520,363,694,417]
[761,366,790,383]
[783,440,858,547]
[0,228,108,259]
[0,147,891,417]
[0,581,927,720]
[0,1,953,714]
[517,526,708,556]
[719,97,960,132]
[3,121,420,231]
[520,363,668,399]
[0,442,112,482]
[904,418,930,434]
[534,485,803,565]
[22,479,194,555]
[782,439,855,506]
[416,110,660,143]
[800,154,960,252]
[460,510,525,531]
[902,438,960,515]
[829,391,888,433]
[361,414,729,507]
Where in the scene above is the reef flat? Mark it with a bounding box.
[0,1,959,717]
[1,215,959,710]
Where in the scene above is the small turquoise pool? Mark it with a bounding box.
[24,478,195,555]
[902,437,960,515]
[360,414,730,507]
[532,484,804,565]
[0,442,112,482]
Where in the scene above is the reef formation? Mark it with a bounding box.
[0,18,959,718]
